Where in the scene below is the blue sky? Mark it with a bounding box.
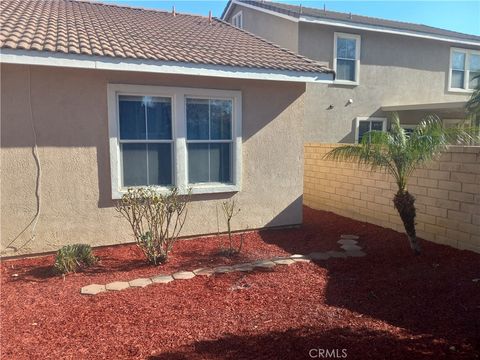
[105,1,480,36]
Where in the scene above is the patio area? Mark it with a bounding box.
[1,207,479,359]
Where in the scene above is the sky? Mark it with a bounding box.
[104,1,480,36]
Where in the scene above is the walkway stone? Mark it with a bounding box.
[326,250,348,258]
[346,250,367,257]
[173,271,196,280]
[151,275,174,284]
[338,239,358,245]
[213,266,234,274]
[340,244,363,251]
[290,254,311,263]
[105,281,130,291]
[129,278,152,288]
[341,234,360,240]
[81,284,106,295]
[253,260,276,269]
[308,252,330,260]
[273,258,295,266]
[233,263,254,272]
[193,268,214,276]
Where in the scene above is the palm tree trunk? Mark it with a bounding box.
[393,190,422,254]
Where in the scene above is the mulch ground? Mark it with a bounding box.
[1,206,479,360]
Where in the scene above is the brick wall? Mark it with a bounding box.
[304,144,480,253]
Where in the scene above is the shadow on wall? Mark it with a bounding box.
[147,326,450,360]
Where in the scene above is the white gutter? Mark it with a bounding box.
[0,49,334,83]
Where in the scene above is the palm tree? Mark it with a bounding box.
[324,113,478,255]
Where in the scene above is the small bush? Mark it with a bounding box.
[115,187,190,265]
[54,244,97,274]
[217,200,244,257]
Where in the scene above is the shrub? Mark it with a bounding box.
[217,199,244,257]
[54,244,97,274]
[115,187,190,265]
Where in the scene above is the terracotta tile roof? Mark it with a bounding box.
[0,0,333,74]
[226,0,480,43]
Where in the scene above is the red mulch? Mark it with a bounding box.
[1,206,479,359]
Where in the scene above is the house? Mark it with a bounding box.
[0,0,334,255]
[222,0,480,143]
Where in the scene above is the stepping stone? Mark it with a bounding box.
[273,258,295,266]
[290,254,311,263]
[81,284,106,295]
[340,244,363,251]
[308,252,330,260]
[346,250,367,257]
[151,275,174,284]
[326,250,348,259]
[252,260,276,269]
[193,268,214,276]
[213,266,234,274]
[129,278,152,288]
[172,271,196,280]
[341,234,359,240]
[105,281,130,291]
[338,239,358,245]
[232,263,254,272]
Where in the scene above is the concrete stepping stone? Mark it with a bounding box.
[273,258,295,266]
[151,275,174,284]
[105,281,130,291]
[341,234,359,240]
[129,278,152,288]
[193,268,214,276]
[252,260,276,269]
[340,244,363,251]
[346,250,367,257]
[326,250,348,259]
[81,284,106,295]
[232,263,254,272]
[213,266,234,274]
[338,239,358,245]
[172,271,196,280]
[290,254,311,263]
[308,252,330,260]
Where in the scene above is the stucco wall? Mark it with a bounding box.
[304,144,480,253]
[1,64,306,255]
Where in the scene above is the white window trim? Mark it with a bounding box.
[333,32,361,85]
[448,47,480,93]
[232,11,243,29]
[108,84,242,199]
[354,117,387,144]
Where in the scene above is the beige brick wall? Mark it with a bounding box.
[304,144,480,253]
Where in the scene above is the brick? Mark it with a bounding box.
[450,172,476,184]
[427,188,449,199]
[438,180,461,192]
[428,170,450,180]
[460,203,480,215]
[415,195,437,206]
[416,213,436,225]
[473,215,480,226]
[462,164,480,174]
[408,185,427,196]
[447,209,472,223]
[435,198,460,211]
[446,229,470,242]
[425,224,446,236]
[462,183,480,194]
[418,178,438,188]
[449,191,474,203]
[426,206,447,218]
[439,162,462,172]
[451,153,477,163]
[436,218,460,230]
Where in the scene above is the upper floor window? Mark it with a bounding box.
[232,11,243,29]
[355,117,386,143]
[334,32,361,84]
[108,84,242,199]
[449,48,480,91]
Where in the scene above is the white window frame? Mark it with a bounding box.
[232,11,243,29]
[355,117,387,144]
[108,84,242,199]
[333,32,361,85]
[448,47,480,93]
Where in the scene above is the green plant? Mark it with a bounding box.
[218,199,244,257]
[54,244,97,274]
[115,187,190,265]
[325,112,478,255]
[466,77,480,135]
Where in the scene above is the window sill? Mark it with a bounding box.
[112,184,239,199]
[447,88,474,94]
[332,80,359,87]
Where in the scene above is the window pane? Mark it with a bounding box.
[470,54,480,72]
[371,121,384,131]
[337,37,356,59]
[469,71,480,89]
[122,143,147,186]
[119,96,146,140]
[358,121,370,142]
[188,143,210,183]
[451,70,464,88]
[147,97,172,140]
[187,98,209,140]
[210,100,232,140]
[337,59,356,81]
[148,143,172,186]
[452,51,465,70]
[210,143,231,183]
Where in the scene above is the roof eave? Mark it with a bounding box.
[0,48,334,83]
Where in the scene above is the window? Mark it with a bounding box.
[334,32,361,84]
[400,124,416,136]
[232,11,243,29]
[449,48,480,91]
[108,85,242,199]
[355,117,387,143]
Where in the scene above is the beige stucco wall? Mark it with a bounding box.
[305,144,480,253]
[1,64,306,255]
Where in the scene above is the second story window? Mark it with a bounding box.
[449,48,480,91]
[232,11,243,29]
[334,32,361,84]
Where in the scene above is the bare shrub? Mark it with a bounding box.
[218,199,244,257]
